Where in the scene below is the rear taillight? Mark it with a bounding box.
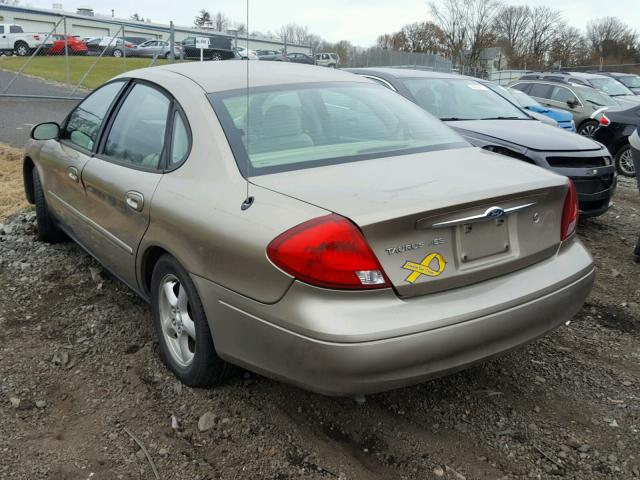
[267,214,389,290]
[125,42,133,48]
[561,180,579,240]
[34,34,40,40]
[599,114,610,126]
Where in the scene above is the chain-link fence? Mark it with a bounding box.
[0,17,181,100]
[344,48,453,72]
[487,64,640,86]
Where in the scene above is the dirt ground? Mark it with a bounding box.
[0,162,638,479]
[0,144,28,220]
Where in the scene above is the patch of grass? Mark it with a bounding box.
[0,144,28,220]
[0,56,169,90]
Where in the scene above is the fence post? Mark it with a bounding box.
[63,16,71,86]
[121,22,127,71]
[169,21,175,64]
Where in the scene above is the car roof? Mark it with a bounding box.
[126,60,372,92]
[346,68,468,80]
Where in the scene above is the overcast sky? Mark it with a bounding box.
[25,0,640,46]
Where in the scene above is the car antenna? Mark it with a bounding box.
[241,0,254,211]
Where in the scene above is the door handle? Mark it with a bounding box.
[125,191,144,212]
[68,166,79,183]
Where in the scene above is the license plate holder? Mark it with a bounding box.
[459,218,509,262]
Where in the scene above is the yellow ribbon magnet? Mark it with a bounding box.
[402,253,446,284]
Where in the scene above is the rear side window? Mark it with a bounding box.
[9,25,23,33]
[529,84,552,99]
[103,84,170,169]
[63,81,125,151]
[510,83,532,94]
[169,111,189,166]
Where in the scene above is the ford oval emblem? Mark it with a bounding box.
[485,207,505,218]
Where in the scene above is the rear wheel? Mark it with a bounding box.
[210,52,223,61]
[112,48,123,58]
[614,144,635,177]
[14,42,29,57]
[164,52,171,60]
[578,120,598,137]
[151,255,233,387]
[32,169,66,243]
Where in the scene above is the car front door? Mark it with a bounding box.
[547,85,581,114]
[37,80,127,241]
[78,82,173,289]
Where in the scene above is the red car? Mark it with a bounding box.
[48,34,88,55]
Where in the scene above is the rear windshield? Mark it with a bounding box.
[209,82,466,176]
[400,78,530,121]
[589,77,634,97]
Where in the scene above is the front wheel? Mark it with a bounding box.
[578,120,598,137]
[32,169,66,243]
[614,144,636,177]
[210,52,223,61]
[151,255,233,387]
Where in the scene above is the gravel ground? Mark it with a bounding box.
[0,178,638,480]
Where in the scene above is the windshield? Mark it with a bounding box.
[618,75,640,88]
[580,87,619,107]
[509,88,542,109]
[589,77,634,96]
[401,78,529,121]
[209,83,466,176]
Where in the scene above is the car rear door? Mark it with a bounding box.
[78,81,175,289]
[0,25,8,50]
[36,80,127,241]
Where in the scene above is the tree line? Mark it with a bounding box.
[377,0,640,70]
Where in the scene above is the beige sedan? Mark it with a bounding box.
[23,61,594,396]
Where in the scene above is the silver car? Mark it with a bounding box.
[23,62,594,396]
[129,39,181,59]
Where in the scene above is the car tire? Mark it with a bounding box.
[614,144,636,177]
[164,52,171,60]
[210,52,223,61]
[14,42,29,57]
[32,168,67,243]
[578,120,598,137]
[151,254,233,387]
[112,49,123,58]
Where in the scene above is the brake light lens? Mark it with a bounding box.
[599,114,610,126]
[34,35,40,40]
[561,180,579,240]
[267,214,389,290]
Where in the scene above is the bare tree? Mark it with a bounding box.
[212,12,229,32]
[376,33,394,50]
[587,17,638,61]
[494,5,530,64]
[194,10,212,28]
[400,22,446,53]
[525,6,564,67]
[429,0,500,67]
[548,25,590,68]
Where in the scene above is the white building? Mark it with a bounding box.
[0,4,311,53]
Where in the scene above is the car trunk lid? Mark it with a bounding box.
[252,147,568,297]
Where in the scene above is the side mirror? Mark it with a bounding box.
[31,122,60,141]
[566,100,578,108]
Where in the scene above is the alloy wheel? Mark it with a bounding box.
[618,148,636,176]
[16,45,28,56]
[158,274,196,367]
[579,123,597,137]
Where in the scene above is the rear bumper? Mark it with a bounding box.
[194,239,594,396]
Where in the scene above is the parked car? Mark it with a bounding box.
[315,52,340,68]
[510,79,618,137]
[23,62,594,396]
[478,81,561,128]
[129,40,181,59]
[85,37,135,57]
[592,105,640,177]
[507,87,576,132]
[256,50,289,61]
[47,34,88,55]
[233,46,257,60]
[520,71,640,105]
[180,36,235,61]
[587,71,640,95]
[348,68,616,217]
[0,23,54,56]
[287,52,315,65]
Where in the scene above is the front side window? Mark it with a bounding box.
[550,86,577,104]
[103,84,170,169]
[210,83,465,176]
[63,81,125,150]
[401,78,529,121]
